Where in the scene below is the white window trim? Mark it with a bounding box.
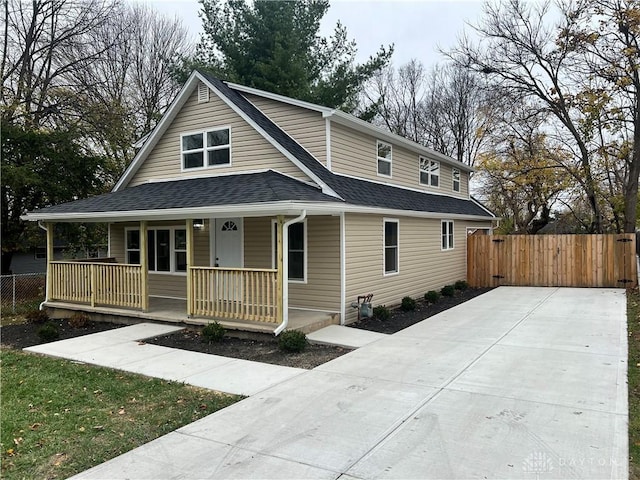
[452,168,461,192]
[125,226,188,275]
[441,220,455,251]
[271,218,308,284]
[419,156,440,188]
[180,126,232,172]
[383,218,399,276]
[377,140,392,178]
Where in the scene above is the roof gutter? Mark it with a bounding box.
[274,210,307,336]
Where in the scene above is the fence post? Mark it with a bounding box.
[12,274,16,314]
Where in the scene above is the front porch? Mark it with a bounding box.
[44,297,339,334]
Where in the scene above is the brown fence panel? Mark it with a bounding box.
[467,234,637,288]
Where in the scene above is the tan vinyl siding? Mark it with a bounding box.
[288,216,340,312]
[242,216,340,312]
[129,83,311,186]
[343,214,490,323]
[109,220,210,299]
[244,94,327,166]
[330,122,470,199]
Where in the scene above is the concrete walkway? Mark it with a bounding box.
[60,287,626,479]
[25,323,307,396]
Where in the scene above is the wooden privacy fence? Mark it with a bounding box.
[467,234,637,288]
[189,266,279,323]
[50,261,144,309]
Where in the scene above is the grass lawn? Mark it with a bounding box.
[0,349,242,479]
[629,288,640,479]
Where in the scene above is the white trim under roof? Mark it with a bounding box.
[22,200,495,224]
[226,80,473,173]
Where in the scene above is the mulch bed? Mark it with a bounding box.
[1,319,122,350]
[350,287,494,334]
[0,287,493,369]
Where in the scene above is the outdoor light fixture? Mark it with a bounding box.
[193,219,205,230]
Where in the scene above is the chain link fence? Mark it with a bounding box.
[1,273,46,315]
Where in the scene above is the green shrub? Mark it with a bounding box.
[68,312,90,329]
[454,280,469,291]
[400,296,417,311]
[373,305,390,321]
[441,285,456,297]
[278,330,308,353]
[37,322,59,342]
[202,322,225,343]
[424,290,440,304]
[25,309,49,324]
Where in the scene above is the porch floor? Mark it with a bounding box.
[44,297,340,335]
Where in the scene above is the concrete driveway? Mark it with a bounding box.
[72,287,628,480]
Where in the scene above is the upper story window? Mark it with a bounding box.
[181,127,230,170]
[453,168,461,192]
[419,157,440,187]
[377,141,392,177]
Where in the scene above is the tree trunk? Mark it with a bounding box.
[624,121,640,233]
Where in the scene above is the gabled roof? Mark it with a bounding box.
[25,71,494,222]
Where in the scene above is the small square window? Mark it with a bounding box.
[419,157,440,187]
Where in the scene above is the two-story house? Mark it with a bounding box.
[24,70,495,334]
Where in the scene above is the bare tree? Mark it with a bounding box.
[1,0,120,127]
[366,60,494,167]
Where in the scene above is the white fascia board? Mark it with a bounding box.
[226,82,332,115]
[325,110,474,173]
[198,74,341,200]
[471,197,497,218]
[113,71,201,192]
[22,201,495,223]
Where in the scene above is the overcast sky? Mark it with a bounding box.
[143,0,486,69]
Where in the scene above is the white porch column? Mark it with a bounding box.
[44,222,54,304]
[276,215,284,325]
[140,221,149,311]
[186,219,194,316]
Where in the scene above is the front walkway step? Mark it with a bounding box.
[306,325,387,349]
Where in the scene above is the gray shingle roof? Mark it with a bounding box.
[33,171,340,215]
[28,73,494,219]
[201,71,492,218]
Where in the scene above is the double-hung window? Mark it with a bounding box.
[272,221,306,282]
[377,141,392,177]
[419,157,440,187]
[441,220,454,250]
[125,227,187,273]
[452,168,461,192]
[181,127,230,170]
[384,219,399,275]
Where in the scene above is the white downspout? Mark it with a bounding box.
[274,210,307,336]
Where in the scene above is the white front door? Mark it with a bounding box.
[213,218,243,267]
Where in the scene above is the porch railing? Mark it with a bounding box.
[50,261,143,309]
[190,266,279,323]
